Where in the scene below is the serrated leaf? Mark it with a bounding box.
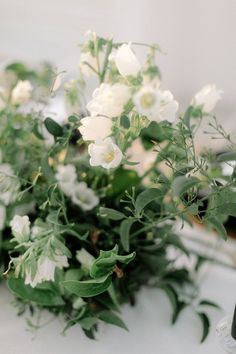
[99,207,125,221]
[44,117,63,137]
[90,245,135,278]
[8,277,64,306]
[204,215,227,240]
[135,188,162,214]
[120,219,135,252]
[98,310,128,331]
[172,176,199,197]
[61,273,112,297]
[197,312,210,343]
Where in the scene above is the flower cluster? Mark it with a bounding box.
[0,31,234,341]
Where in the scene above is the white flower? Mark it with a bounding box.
[79,116,112,141]
[55,164,77,197]
[87,83,131,118]
[191,84,223,113]
[0,205,6,231]
[71,182,99,211]
[10,215,30,243]
[133,86,179,123]
[110,43,141,77]
[0,163,20,205]
[88,138,123,169]
[76,248,95,270]
[11,80,33,105]
[25,252,68,288]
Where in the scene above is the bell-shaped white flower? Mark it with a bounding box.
[55,164,77,197]
[88,138,123,169]
[191,84,223,113]
[87,83,131,118]
[10,215,30,243]
[133,85,179,123]
[110,43,141,77]
[76,248,95,270]
[25,252,69,288]
[71,182,99,211]
[11,80,33,105]
[0,205,6,231]
[0,163,20,205]
[79,116,112,141]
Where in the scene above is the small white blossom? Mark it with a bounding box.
[79,116,112,141]
[71,182,99,211]
[88,138,123,169]
[11,80,33,105]
[191,84,223,113]
[133,86,179,123]
[0,205,6,231]
[10,215,30,243]
[87,83,130,118]
[0,163,20,205]
[76,248,95,270]
[110,43,141,77]
[25,252,68,288]
[55,164,77,197]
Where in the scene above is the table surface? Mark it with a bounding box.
[1,256,235,354]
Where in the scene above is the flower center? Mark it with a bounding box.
[104,151,115,162]
[140,92,156,108]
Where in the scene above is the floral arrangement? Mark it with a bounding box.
[0,31,235,341]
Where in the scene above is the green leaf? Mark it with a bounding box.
[90,245,135,278]
[204,215,227,240]
[216,203,236,217]
[8,277,65,306]
[98,310,128,331]
[99,207,125,221]
[199,299,221,310]
[187,203,199,215]
[120,115,130,129]
[107,168,140,198]
[120,219,135,252]
[172,176,199,197]
[161,285,178,324]
[61,273,112,297]
[197,312,210,343]
[135,188,162,214]
[217,151,236,162]
[44,117,63,137]
[78,317,98,330]
[41,155,54,180]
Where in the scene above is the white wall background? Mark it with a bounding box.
[0,0,236,146]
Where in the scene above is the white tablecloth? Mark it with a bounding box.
[0,258,235,354]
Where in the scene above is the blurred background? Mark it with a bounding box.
[0,0,236,147]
